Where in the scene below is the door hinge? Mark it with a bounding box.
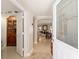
[22,32,24,35]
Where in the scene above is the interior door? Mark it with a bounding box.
[16,13,24,56]
[7,16,16,46]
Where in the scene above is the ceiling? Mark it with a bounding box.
[1,0,21,14]
[16,0,54,16]
[1,0,53,28]
[2,0,54,21]
[36,16,52,25]
[1,0,54,16]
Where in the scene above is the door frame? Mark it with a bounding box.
[52,0,61,59]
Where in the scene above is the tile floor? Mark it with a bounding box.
[2,38,52,59]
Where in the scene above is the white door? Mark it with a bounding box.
[16,13,24,56]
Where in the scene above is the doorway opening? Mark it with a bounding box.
[37,24,53,55]
[7,16,16,46]
[33,17,53,59]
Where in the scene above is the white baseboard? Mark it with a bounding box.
[34,41,38,44]
[1,44,6,50]
[24,48,33,57]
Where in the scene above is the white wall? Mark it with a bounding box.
[1,15,7,49]
[24,11,33,57]
[2,0,34,57]
[37,19,52,25]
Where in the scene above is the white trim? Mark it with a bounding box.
[34,41,38,44]
[56,39,77,50]
[52,0,61,59]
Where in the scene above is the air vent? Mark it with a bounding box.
[14,11,18,13]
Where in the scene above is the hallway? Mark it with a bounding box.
[2,38,52,59]
[1,0,78,59]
